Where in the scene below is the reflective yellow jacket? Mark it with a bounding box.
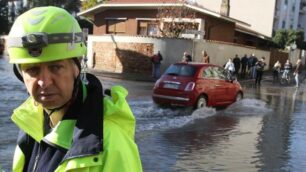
[11,85,143,172]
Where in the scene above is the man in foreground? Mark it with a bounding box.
[7,6,142,172]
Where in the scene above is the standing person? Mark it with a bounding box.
[273,60,282,83]
[202,50,210,63]
[224,58,235,78]
[255,57,266,85]
[248,53,258,79]
[251,54,258,79]
[182,51,192,62]
[283,59,293,80]
[294,58,303,87]
[247,54,253,74]
[151,51,163,79]
[7,7,142,172]
[240,54,248,78]
[247,54,254,78]
[233,54,241,76]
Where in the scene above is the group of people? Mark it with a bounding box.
[151,50,209,79]
[225,53,261,79]
[181,50,210,63]
[224,55,267,85]
[152,51,304,88]
[273,58,303,87]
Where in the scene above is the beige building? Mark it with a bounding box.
[196,0,276,38]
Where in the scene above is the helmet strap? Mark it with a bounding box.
[13,64,24,82]
[80,56,89,85]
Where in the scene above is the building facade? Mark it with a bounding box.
[79,2,244,43]
[274,0,306,40]
[197,0,276,38]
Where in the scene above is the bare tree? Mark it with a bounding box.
[155,1,197,38]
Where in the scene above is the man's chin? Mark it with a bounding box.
[39,101,65,110]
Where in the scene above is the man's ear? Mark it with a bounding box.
[73,62,80,78]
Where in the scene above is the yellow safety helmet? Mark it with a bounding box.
[7,6,86,64]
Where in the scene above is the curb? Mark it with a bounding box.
[89,69,156,82]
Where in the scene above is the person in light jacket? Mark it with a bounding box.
[225,58,235,78]
[294,58,303,87]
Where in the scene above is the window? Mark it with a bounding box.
[210,67,220,79]
[203,67,213,78]
[165,64,196,77]
[214,67,227,80]
[282,21,286,28]
[107,19,126,34]
[292,5,295,11]
[138,21,158,36]
[285,0,288,5]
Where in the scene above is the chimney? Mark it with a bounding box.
[220,0,230,16]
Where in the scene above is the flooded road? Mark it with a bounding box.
[0,58,27,171]
[1,58,306,171]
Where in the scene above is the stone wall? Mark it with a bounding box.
[193,40,271,68]
[93,42,153,74]
[87,35,272,74]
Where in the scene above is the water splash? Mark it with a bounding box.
[131,100,217,131]
[224,98,272,116]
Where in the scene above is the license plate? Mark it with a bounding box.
[163,83,179,89]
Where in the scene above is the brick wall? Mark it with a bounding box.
[93,42,154,74]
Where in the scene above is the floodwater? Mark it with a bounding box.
[1,58,306,172]
[0,58,27,171]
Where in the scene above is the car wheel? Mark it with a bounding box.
[196,96,207,109]
[235,92,243,102]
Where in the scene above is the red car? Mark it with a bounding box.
[152,62,243,109]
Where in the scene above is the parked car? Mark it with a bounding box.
[152,62,243,109]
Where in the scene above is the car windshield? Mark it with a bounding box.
[164,64,196,77]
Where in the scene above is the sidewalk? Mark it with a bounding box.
[88,69,156,82]
[90,69,257,83]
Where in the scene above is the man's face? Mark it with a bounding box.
[20,59,79,109]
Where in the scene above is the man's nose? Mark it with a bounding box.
[37,68,53,88]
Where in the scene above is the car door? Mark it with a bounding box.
[208,67,228,105]
[196,67,217,106]
[215,67,236,104]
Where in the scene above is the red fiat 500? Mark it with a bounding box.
[152,62,243,109]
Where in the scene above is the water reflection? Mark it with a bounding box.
[253,86,306,172]
[0,58,27,171]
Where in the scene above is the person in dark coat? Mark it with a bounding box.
[233,54,241,76]
[151,51,163,79]
[255,57,266,86]
[248,54,258,79]
[240,54,248,78]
